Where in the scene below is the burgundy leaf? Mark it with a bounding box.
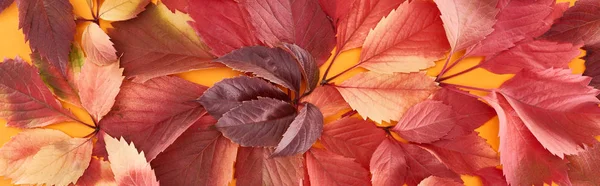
[542,0,600,45]
[300,85,350,118]
[321,117,386,168]
[432,88,495,139]
[583,44,600,96]
[566,144,600,186]
[392,101,455,143]
[370,138,408,186]
[306,148,371,186]
[419,133,499,174]
[273,103,323,156]
[216,97,297,147]
[235,147,303,186]
[279,43,319,93]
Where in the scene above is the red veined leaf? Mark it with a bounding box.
[162,0,188,13]
[474,167,508,186]
[215,46,302,93]
[151,119,238,186]
[481,39,581,74]
[32,45,83,107]
[485,92,571,186]
[109,3,218,83]
[431,88,495,139]
[321,117,386,168]
[74,158,117,186]
[306,148,371,186]
[217,97,296,147]
[318,0,354,25]
[418,133,499,174]
[418,176,463,186]
[0,0,12,14]
[17,0,75,75]
[273,103,323,156]
[77,62,124,123]
[98,0,150,21]
[235,147,303,186]
[566,144,600,186]
[542,0,600,45]
[300,85,350,118]
[81,23,117,66]
[583,44,600,96]
[99,76,208,161]
[491,69,600,157]
[199,76,289,120]
[392,101,455,143]
[104,134,159,186]
[0,57,78,128]
[336,72,438,123]
[188,0,260,56]
[279,43,319,93]
[400,143,462,186]
[434,0,499,52]
[336,0,405,52]
[369,138,408,186]
[360,0,449,74]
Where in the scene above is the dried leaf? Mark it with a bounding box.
[74,158,117,186]
[306,148,371,186]
[273,103,323,156]
[300,85,350,118]
[235,147,303,186]
[99,0,150,21]
[543,0,600,45]
[77,62,124,122]
[392,101,455,143]
[566,144,600,186]
[32,44,83,106]
[82,23,117,66]
[321,117,386,167]
[104,134,159,186]
[419,133,499,174]
[418,176,463,186]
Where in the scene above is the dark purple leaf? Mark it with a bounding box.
[272,103,323,156]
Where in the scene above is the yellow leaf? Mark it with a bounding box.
[99,0,151,21]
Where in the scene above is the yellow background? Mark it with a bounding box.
[0,0,584,185]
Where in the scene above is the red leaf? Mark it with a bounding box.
[321,117,386,167]
[419,133,499,174]
[306,148,371,186]
[566,144,600,186]
[188,0,260,56]
[240,0,335,65]
[217,97,296,147]
[273,103,323,156]
[300,85,350,118]
[235,147,303,186]
[401,143,461,186]
[336,72,438,123]
[392,101,455,143]
[279,43,320,93]
[75,158,116,186]
[336,0,405,52]
[104,134,159,186]
[215,46,302,92]
[77,62,124,123]
[583,44,600,95]
[99,76,208,161]
[434,0,498,52]
[370,138,408,186]
[481,39,581,74]
[110,3,218,83]
[199,76,289,119]
[17,0,75,75]
[543,0,600,45]
[418,176,463,186]
[432,88,495,139]
[82,23,117,66]
[474,167,508,186]
[492,69,600,157]
[151,120,238,186]
[360,0,449,74]
[318,0,354,25]
[0,58,77,128]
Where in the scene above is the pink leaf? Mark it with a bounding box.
[77,62,124,123]
[401,143,461,186]
[418,176,463,186]
[370,138,408,186]
[318,0,354,25]
[432,88,495,139]
[419,133,499,174]
[583,44,600,96]
[82,23,117,66]
[474,167,508,186]
[104,134,159,186]
[392,101,455,143]
[566,144,600,186]
[0,0,13,13]
[321,117,386,167]
[235,147,303,186]
[306,148,371,186]
[300,85,350,118]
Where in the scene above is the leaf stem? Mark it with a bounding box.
[323,62,361,83]
[341,110,358,118]
[320,51,341,85]
[438,63,481,82]
[435,52,454,81]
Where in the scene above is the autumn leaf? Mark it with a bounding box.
[336,72,438,123]
[110,3,218,83]
[32,44,83,106]
[0,129,92,186]
[360,0,449,74]
[235,147,303,186]
[0,0,12,14]
[272,102,323,156]
[392,101,455,143]
[584,44,600,95]
[81,23,118,66]
[300,85,350,118]
[104,134,159,186]
[542,0,600,45]
[431,88,495,139]
[74,158,117,186]
[77,62,124,123]
[318,0,354,25]
[566,144,600,186]
[474,167,508,186]
[306,148,371,186]
[0,58,78,128]
[98,0,150,21]
[161,0,188,13]
[279,43,320,93]
[418,176,463,186]
[151,118,238,186]
[99,76,208,160]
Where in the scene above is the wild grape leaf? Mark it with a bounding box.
[481,39,581,74]
[82,23,117,66]
[151,119,238,186]
[32,45,83,106]
[110,3,218,83]
[401,143,462,186]
[199,76,289,119]
[369,138,408,186]
[300,85,350,118]
[215,46,302,92]
[321,117,386,167]
[17,0,75,75]
[392,101,455,143]
[77,62,124,123]
[566,144,600,186]
[485,93,571,186]
[490,69,600,158]
[418,176,463,186]
[474,167,508,186]
[235,147,303,186]
[217,97,296,147]
[0,58,78,128]
[273,103,323,156]
[418,133,499,174]
[306,148,371,186]
[104,134,159,186]
[336,72,438,123]
[240,0,335,65]
[99,0,150,21]
[318,0,354,25]
[279,43,319,93]
[432,88,495,139]
[0,0,13,14]
[360,0,449,74]
[188,0,260,56]
[583,44,600,94]
[469,0,566,56]
[74,158,116,186]
[434,0,498,52]
[336,0,405,52]
[162,0,188,13]
[99,76,208,161]
[542,0,600,45]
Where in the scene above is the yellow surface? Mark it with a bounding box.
[0,0,582,185]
